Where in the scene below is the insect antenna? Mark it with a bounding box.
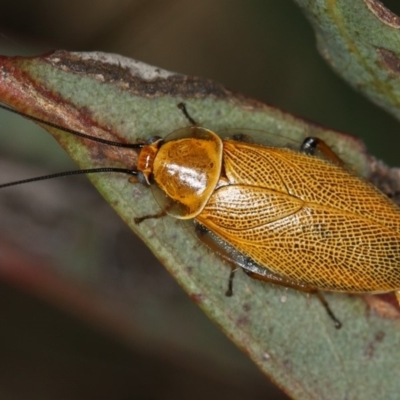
[0,168,138,189]
[0,103,143,189]
[0,103,143,149]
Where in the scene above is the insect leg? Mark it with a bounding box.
[313,291,342,329]
[193,222,246,297]
[244,270,342,329]
[301,137,345,167]
[134,210,167,224]
[225,268,240,297]
[134,199,178,224]
[177,103,197,126]
[192,221,341,326]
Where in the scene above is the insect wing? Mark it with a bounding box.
[196,140,400,294]
[217,128,301,151]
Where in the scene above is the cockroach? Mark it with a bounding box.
[2,102,400,329]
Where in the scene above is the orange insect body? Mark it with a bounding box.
[137,126,400,302]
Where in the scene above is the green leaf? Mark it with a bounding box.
[0,50,400,400]
[294,0,400,121]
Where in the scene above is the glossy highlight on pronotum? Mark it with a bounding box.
[2,102,400,328]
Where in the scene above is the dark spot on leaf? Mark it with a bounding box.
[365,0,400,28]
[243,303,251,312]
[283,360,292,372]
[190,293,205,304]
[236,314,250,327]
[377,48,400,75]
[364,330,385,359]
[375,330,385,342]
[186,265,194,274]
[268,326,275,335]
[46,50,231,99]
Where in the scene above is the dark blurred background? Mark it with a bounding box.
[0,1,399,399]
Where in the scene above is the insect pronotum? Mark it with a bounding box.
[2,102,400,329]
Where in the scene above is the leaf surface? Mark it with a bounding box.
[0,50,399,399]
[295,0,400,121]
